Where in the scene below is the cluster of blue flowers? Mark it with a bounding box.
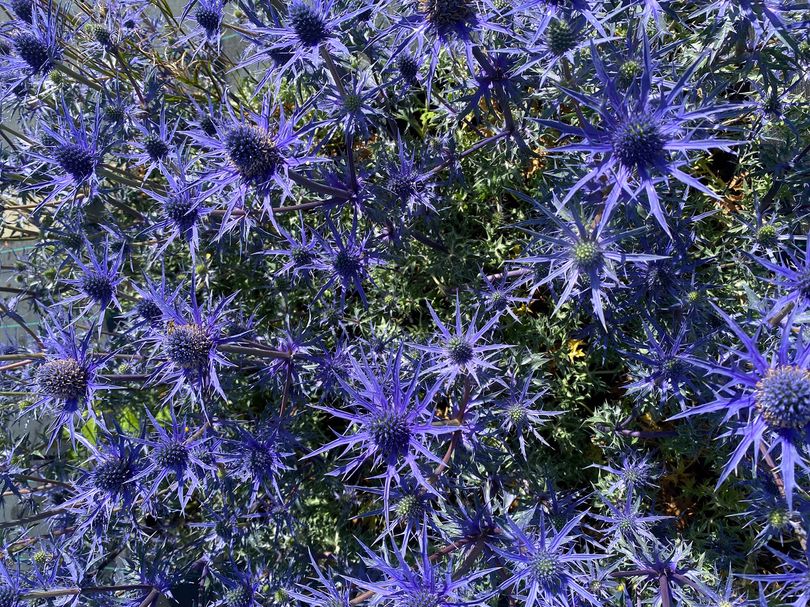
[0,0,809,605]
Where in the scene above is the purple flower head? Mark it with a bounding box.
[311,214,383,307]
[212,567,263,607]
[672,307,810,508]
[435,496,501,558]
[319,71,384,141]
[593,451,661,494]
[310,338,354,396]
[26,97,104,210]
[1,0,33,23]
[617,541,712,606]
[740,473,809,547]
[622,320,703,407]
[221,420,294,503]
[380,135,437,214]
[512,14,596,85]
[383,0,506,92]
[288,553,351,607]
[261,213,319,284]
[493,372,561,459]
[258,324,310,387]
[127,105,177,181]
[462,49,526,121]
[536,39,745,235]
[416,295,506,385]
[692,0,799,43]
[390,52,423,90]
[178,0,225,52]
[623,235,705,312]
[752,238,810,321]
[27,320,112,445]
[143,150,212,260]
[0,0,63,94]
[353,475,436,542]
[186,96,323,235]
[306,345,455,504]
[745,547,810,606]
[237,0,364,92]
[126,271,183,331]
[515,200,663,328]
[66,431,145,532]
[494,512,601,607]
[350,527,493,607]
[62,236,125,317]
[134,408,216,511]
[477,269,530,321]
[99,81,136,131]
[142,278,238,402]
[0,554,25,606]
[82,0,147,54]
[591,491,671,549]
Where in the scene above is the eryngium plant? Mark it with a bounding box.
[0,0,809,605]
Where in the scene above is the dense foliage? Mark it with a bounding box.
[0,0,809,605]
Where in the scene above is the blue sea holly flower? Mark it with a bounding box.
[0,562,23,607]
[212,569,263,607]
[306,345,455,503]
[740,473,810,547]
[127,271,183,331]
[461,50,525,122]
[493,372,562,459]
[27,321,112,444]
[318,71,384,142]
[1,0,33,23]
[752,238,810,321]
[593,451,661,493]
[311,214,383,307]
[62,237,125,318]
[512,14,597,85]
[288,553,352,607]
[416,295,506,385]
[494,513,601,607]
[261,213,319,284]
[692,0,800,47]
[349,527,493,607]
[310,338,354,397]
[622,320,703,407]
[672,306,810,508]
[221,421,294,503]
[434,497,501,559]
[745,548,810,606]
[186,96,325,233]
[127,105,177,181]
[26,98,105,210]
[384,0,507,91]
[379,134,437,214]
[237,0,364,92]
[178,0,225,53]
[536,41,744,234]
[477,269,530,321]
[514,200,664,327]
[143,151,212,260]
[66,432,145,532]
[615,542,712,606]
[0,0,63,95]
[353,475,436,541]
[389,51,423,91]
[143,279,239,402]
[591,491,671,548]
[134,408,216,511]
